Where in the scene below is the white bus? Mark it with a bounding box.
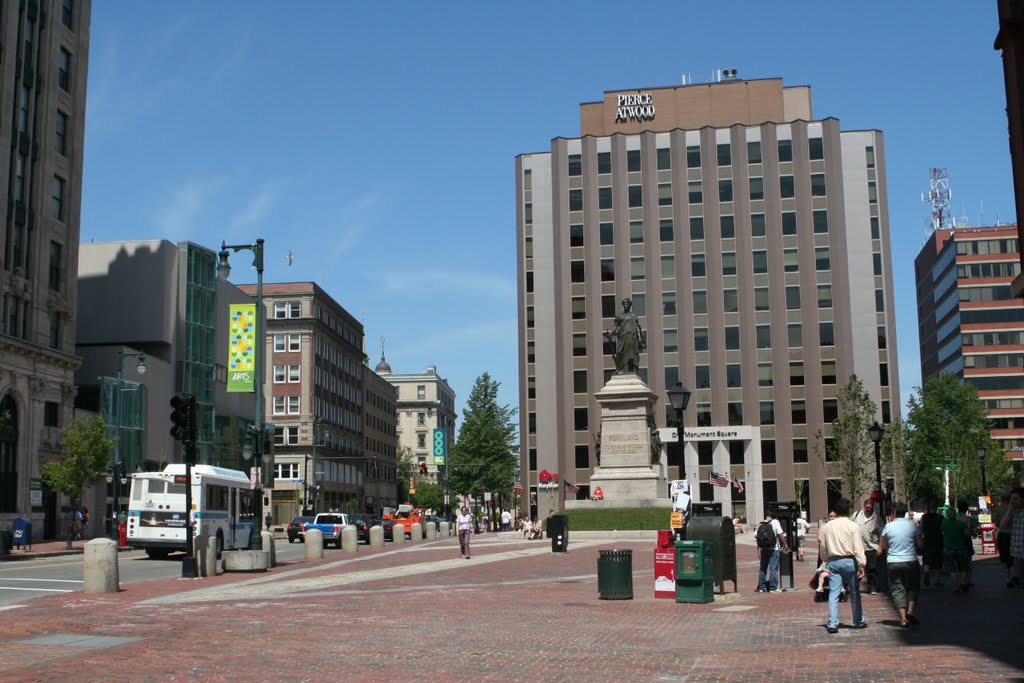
[126,464,256,559]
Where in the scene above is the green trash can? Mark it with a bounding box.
[597,549,634,600]
[0,528,10,556]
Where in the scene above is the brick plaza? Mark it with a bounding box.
[0,532,1020,682]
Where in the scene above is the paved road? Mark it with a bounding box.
[0,532,1020,681]
[0,539,311,606]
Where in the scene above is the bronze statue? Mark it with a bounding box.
[604,298,646,374]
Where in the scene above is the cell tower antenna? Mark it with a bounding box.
[921,168,953,233]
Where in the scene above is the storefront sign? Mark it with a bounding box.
[615,92,656,122]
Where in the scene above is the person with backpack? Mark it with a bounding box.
[755,510,789,593]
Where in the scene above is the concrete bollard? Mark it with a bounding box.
[369,525,384,548]
[425,521,437,539]
[440,521,450,537]
[305,528,325,559]
[83,538,119,593]
[194,534,209,577]
[392,525,406,546]
[261,531,277,567]
[341,525,358,553]
[410,523,423,544]
[204,535,219,577]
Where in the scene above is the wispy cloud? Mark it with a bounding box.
[329,193,382,258]
[157,176,224,240]
[231,186,277,229]
[367,268,516,299]
[391,320,517,357]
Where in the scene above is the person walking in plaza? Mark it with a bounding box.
[880,501,923,627]
[1003,487,1024,586]
[941,505,971,593]
[852,498,881,594]
[456,506,473,559]
[500,509,512,532]
[994,490,1016,587]
[919,501,944,587]
[820,497,867,633]
[755,510,788,593]
[795,514,808,562]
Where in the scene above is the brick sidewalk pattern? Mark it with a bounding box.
[0,531,1021,682]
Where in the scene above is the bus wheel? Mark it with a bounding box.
[146,549,169,560]
[215,531,224,560]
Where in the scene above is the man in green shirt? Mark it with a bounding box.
[940,506,971,593]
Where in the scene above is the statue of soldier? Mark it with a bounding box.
[604,298,646,374]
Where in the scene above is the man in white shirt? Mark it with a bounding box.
[821,497,868,633]
[755,511,789,592]
[500,509,512,532]
[852,499,881,594]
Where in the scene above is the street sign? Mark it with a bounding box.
[432,428,447,465]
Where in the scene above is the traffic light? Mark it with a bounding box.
[169,393,196,444]
[418,463,427,475]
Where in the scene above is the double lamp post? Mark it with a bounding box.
[217,238,271,550]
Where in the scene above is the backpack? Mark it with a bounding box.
[755,521,776,549]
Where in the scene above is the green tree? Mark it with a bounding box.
[41,415,115,548]
[411,481,444,512]
[396,445,415,503]
[880,418,921,505]
[448,373,518,504]
[813,374,877,504]
[906,374,1010,503]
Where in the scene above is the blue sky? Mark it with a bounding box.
[82,2,1013,421]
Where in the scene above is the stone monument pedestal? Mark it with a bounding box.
[588,374,665,500]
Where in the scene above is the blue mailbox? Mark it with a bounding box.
[12,517,32,549]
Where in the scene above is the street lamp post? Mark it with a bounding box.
[666,382,692,538]
[217,238,267,549]
[113,349,146,539]
[867,421,885,520]
[666,382,692,477]
[977,443,988,498]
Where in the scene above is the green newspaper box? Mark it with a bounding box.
[675,539,714,604]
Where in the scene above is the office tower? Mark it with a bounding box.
[516,78,899,520]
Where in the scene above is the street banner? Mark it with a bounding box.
[432,428,446,465]
[228,304,256,392]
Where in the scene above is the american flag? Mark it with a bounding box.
[564,480,580,494]
[709,471,730,487]
[512,482,524,496]
[732,479,745,494]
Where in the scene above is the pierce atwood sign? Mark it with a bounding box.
[228,304,256,392]
[615,92,655,123]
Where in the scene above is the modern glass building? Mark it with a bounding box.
[516,77,900,521]
[915,223,1024,470]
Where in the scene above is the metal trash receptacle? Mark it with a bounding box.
[684,516,738,594]
[598,549,633,600]
[547,515,568,553]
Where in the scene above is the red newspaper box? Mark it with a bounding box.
[655,548,676,599]
[980,523,997,554]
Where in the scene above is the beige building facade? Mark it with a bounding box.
[0,0,91,537]
[516,78,900,521]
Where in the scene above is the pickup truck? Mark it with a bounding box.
[304,513,352,548]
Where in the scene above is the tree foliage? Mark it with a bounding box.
[41,415,115,506]
[813,374,877,503]
[410,481,444,511]
[880,418,917,504]
[395,445,415,503]
[448,373,518,499]
[905,374,1011,502]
